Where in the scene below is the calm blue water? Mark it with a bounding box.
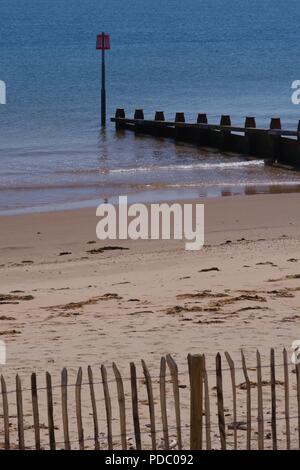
[1,0,300,213]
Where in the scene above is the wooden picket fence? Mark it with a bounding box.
[1,348,300,450]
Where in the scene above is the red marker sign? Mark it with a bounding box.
[96,33,110,50]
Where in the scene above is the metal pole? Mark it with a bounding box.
[101,45,106,127]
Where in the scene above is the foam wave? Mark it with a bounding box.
[104,160,265,174]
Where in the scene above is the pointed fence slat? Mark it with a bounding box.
[112,362,127,450]
[46,372,56,451]
[75,368,84,450]
[141,359,156,450]
[225,351,237,450]
[16,375,25,450]
[61,368,71,450]
[130,362,141,450]
[1,375,10,450]
[101,364,113,450]
[241,351,251,450]
[87,366,100,450]
[166,354,182,450]
[216,353,226,450]
[283,349,290,450]
[256,351,264,450]
[202,355,211,450]
[31,373,40,450]
[159,357,169,450]
[189,354,204,450]
[270,348,277,450]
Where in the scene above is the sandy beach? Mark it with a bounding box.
[0,192,300,449]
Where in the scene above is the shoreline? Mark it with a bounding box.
[2,182,300,216]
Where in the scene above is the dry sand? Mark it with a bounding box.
[0,192,300,449]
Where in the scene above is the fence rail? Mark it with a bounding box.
[111,109,300,169]
[1,348,300,450]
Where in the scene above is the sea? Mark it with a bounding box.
[1,0,300,214]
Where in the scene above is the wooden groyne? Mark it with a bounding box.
[111,109,300,169]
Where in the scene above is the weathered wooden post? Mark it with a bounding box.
[155,111,165,121]
[269,117,282,162]
[220,115,231,151]
[96,33,111,127]
[216,353,226,450]
[244,116,257,156]
[197,113,208,124]
[175,112,186,141]
[154,111,165,137]
[115,108,125,130]
[196,113,209,146]
[134,109,144,134]
[188,354,203,450]
[134,109,144,120]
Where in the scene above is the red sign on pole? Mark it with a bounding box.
[96,33,110,50]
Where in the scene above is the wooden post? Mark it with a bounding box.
[189,354,203,450]
[270,348,277,450]
[175,112,185,123]
[154,111,165,137]
[112,362,127,450]
[16,375,25,450]
[225,352,237,450]
[155,111,165,121]
[283,348,290,450]
[1,376,10,450]
[202,355,211,450]
[141,359,156,450]
[134,109,144,120]
[269,117,282,162]
[175,112,186,141]
[61,368,71,450]
[115,108,126,130]
[46,372,56,451]
[159,357,169,450]
[75,368,84,450]
[87,366,100,450]
[216,353,226,450]
[220,115,231,151]
[130,362,141,450]
[134,109,144,134]
[196,113,210,146]
[197,113,208,124]
[31,373,41,450]
[241,351,251,450]
[244,116,257,156]
[256,350,264,450]
[166,354,182,450]
[101,364,113,450]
